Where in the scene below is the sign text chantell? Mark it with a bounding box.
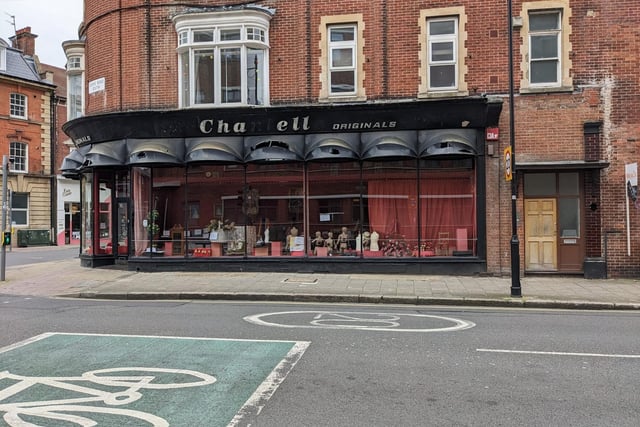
[199,116,311,135]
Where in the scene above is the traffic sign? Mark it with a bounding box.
[504,146,513,181]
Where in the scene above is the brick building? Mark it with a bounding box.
[61,1,639,278]
[0,28,58,245]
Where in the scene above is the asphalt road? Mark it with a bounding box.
[2,246,79,267]
[0,297,638,426]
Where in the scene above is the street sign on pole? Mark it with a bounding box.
[504,146,512,182]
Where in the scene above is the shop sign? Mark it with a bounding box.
[486,127,499,141]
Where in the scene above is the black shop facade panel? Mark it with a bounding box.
[62,98,502,274]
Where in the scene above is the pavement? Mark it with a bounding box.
[1,245,640,310]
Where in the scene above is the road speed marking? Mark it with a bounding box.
[244,311,476,332]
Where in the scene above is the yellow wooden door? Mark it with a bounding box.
[525,199,557,271]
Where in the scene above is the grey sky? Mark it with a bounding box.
[1,0,83,68]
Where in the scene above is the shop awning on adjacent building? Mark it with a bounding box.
[127,138,185,165]
[516,160,610,171]
[185,137,244,164]
[304,133,360,162]
[418,129,478,158]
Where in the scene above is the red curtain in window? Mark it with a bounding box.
[368,179,418,241]
[367,174,476,248]
[419,175,475,245]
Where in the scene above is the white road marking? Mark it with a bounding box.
[244,311,476,332]
[477,349,640,358]
[228,341,310,426]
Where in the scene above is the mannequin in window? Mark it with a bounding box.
[362,231,371,250]
[324,231,334,255]
[370,230,379,251]
[337,227,349,254]
[311,231,324,255]
[286,226,299,252]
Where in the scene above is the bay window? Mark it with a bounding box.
[174,9,272,107]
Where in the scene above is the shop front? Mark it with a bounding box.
[62,98,501,274]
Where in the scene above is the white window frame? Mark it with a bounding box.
[528,11,561,87]
[9,142,28,173]
[174,10,272,108]
[427,17,458,91]
[328,25,357,96]
[10,93,27,119]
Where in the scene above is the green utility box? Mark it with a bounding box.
[16,229,51,247]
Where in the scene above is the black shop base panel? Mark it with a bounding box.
[82,255,487,276]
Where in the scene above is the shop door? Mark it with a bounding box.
[115,199,130,256]
[525,199,557,271]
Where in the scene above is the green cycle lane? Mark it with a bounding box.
[0,333,309,426]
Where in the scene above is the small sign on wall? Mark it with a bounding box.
[88,77,105,94]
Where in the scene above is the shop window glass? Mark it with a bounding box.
[362,160,419,258]
[559,198,580,238]
[524,173,556,196]
[97,179,113,255]
[308,162,362,256]
[419,162,476,257]
[184,165,243,258]
[81,173,93,255]
[558,172,579,196]
[245,163,304,257]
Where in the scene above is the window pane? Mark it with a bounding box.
[331,48,354,67]
[531,35,558,59]
[193,30,213,42]
[429,65,455,88]
[221,48,241,103]
[559,173,579,196]
[11,211,27,225]
[181,51,190,107]
[524,173,556,196]
[429,20,455,36]
[330,27,354,42]
[530,13,560,31]
[12,193,28,209]
[194,50,214,104]
[363,161,420,258]
[431,42,454,62]
[330,70,355,93]
[531,60,558,84]
[559,198,580,238]
[419,166,477,257]
[69,73,83,119]
[308,162,362,256]
[247,49,264,105]
[220,29,241,41]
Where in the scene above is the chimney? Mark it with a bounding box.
[9,27,38,57]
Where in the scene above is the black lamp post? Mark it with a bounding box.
[508,0,522,296]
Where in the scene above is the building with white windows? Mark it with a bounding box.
[61,1,639,278]
[0,29,58,246]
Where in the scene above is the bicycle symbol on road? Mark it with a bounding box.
[244,311,476,332]
[0,367,216,426]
